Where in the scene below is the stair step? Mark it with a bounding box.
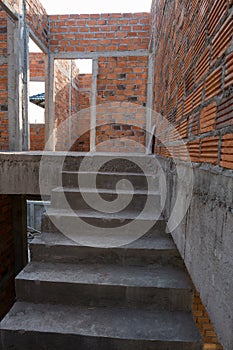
[51,187,161,214]
[41,208,164,247]
[16,262,193,310]
[31,230,184,267]
[62,153,159,174]
[1,302,203,350]
[61,171,159,191]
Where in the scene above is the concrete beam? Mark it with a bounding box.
[0,152,158,195]
[29,28,48,54]
[51,50,149,60]
[0,0,19,20]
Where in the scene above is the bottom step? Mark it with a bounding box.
[1,302,202,350]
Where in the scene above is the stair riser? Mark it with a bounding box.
[62,155,159,174]
[61,173,159,191]
[1,331,203,350]
[30,244,184,268]
[16,279,193,311]
[51,191,161,214]
[41,214,163,234]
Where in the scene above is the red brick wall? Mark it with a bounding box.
[55,60,80,150]
[71,74,91,152]
[25,0,49,49]
[151,0,232,348]
[30,123,45,150]
[49,13,150,53]
[29,52,45,80]
[3,0,19,13]
[152,0,233,170]
[96,56,148,152]
[0,195,15,320]
[193,291,223,350]
[1,0,48,49]
[77,74,92,111]
[0,9,8,150]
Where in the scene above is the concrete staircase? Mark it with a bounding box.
[0,155,203,349]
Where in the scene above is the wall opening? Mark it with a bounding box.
[29,38,45,151]
[54,58,93,152]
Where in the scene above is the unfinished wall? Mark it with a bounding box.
[49,13,150,53]
[151,0,233,348]
[29,52,45,80]
[0,0,48,322]
[54,59,80,151]
[152,0,233,170]
[70,73,91,152]
[30,124,45,150]
[0,8,8,150]
[25,0,49,50]
[95,56,148,152]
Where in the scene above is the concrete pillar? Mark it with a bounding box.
[146,53,155,154]
[90,58,98,152]
[44,54,55,151]
[7,4,29,151]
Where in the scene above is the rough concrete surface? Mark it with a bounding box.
[157,156,233,350]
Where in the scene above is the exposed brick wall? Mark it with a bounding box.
[25,0,49,50]
[151,0,233,170]
[1,0,48,49]
[193,291,223,350]
[0,8,8,150]
[77,74,92,111]
[7,0,19,12]
[96,56,148,152]
[55,60,80,151]
[49,13,150,53]
[71,74,91,152]
[0,195,15,320]
[30,123,45,150]
[29,52,45,80]
[151,0,231,348]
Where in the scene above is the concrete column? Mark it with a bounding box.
[146,53,155,154]
[7,3,29,151]
[90,58,98,152]
[45,54,55,151]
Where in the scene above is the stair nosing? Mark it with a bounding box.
[16,261,193,290]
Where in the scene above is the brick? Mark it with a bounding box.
[216,95,233,129]
[200,136,219,164]
[225,52,233,88]
[200,102,217,133]
[196,46,210,83]
[212,14,233,63]
[208,0,227,36]
[205,67,222,101]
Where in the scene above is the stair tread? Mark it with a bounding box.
[52,186,159,196]
[32,230,177,251]
[45,208,162,220]
[16,261,192,290]
[1,302,202,343]
[62,170,158,178]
